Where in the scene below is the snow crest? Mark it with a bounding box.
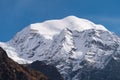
[30,16,108,39]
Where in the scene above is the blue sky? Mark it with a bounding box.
[0,0,120,41]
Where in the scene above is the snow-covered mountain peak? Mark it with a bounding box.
[2,16,120,80]
[29,16,108,39]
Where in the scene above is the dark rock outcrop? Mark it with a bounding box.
[28,60,63,80]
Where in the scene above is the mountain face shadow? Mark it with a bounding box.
[28,60,63,80]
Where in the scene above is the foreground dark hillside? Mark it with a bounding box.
[0,47,48,80]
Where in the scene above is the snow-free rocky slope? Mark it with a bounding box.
[0,47,49,80]
[1,16,120,80]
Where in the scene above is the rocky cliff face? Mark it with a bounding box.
[69,56,120,80]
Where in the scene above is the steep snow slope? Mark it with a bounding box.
[0,42,30,64]
[8,16,108,60]
[2,16,120,80]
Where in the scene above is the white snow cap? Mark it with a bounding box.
[30,15,108,39]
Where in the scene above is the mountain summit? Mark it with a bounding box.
[1,16,120,80]
[16,15,107,40]
[30,15,107,32]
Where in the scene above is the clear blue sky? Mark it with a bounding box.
[0,0,120,41]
